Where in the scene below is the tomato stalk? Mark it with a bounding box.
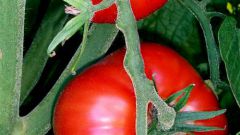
[70,21,90,74]
[115,0,176,134]
[177,0,222,90]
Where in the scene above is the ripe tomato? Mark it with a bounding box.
[91,0,168,23]
[54,43,228,135]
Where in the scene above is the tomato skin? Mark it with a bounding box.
[54,43,228,135]
[91,0,168,23]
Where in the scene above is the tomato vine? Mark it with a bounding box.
[115,0,176,133]
[177,0,222,90]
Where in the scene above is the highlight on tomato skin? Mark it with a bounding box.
[53,43,228,135]
[91,0,168,23]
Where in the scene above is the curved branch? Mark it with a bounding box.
[177,0,221,89]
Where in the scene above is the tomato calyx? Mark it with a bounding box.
[148,84,227,134]
[165,84,194,111]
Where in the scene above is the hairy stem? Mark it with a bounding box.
[178,0,221,89]
[115,0,176,134]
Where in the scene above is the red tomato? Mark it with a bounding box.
[91,0,168,23]
[54,43,228,135]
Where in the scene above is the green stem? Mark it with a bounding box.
[0,0,25,134]
[71,21,90,74]
[115,0,176,134]
[178,0,221,89]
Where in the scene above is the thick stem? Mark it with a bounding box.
[115,0,176,134]
[0,0,25,134]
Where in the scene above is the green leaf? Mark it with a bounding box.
[138,0,202,66]
[237,131,240,135]
[218,17,240,107]
[47,11,91,55]
[175,109,226,123]
[0,0,25,134]
[24,0,41,36]
[21,0,68,104]
[22,24,118,135]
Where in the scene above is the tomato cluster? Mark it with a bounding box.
[54,43,228,135]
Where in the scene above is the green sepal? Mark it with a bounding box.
[173,123,224,132]
[175,109,226,123]
[165,84,194,111]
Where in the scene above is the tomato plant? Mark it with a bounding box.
[91,0,167,23]
[2,0,240,134]
[54,43,227,135]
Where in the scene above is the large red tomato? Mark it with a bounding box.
[54,43,228,135]
[91,0,168,23]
